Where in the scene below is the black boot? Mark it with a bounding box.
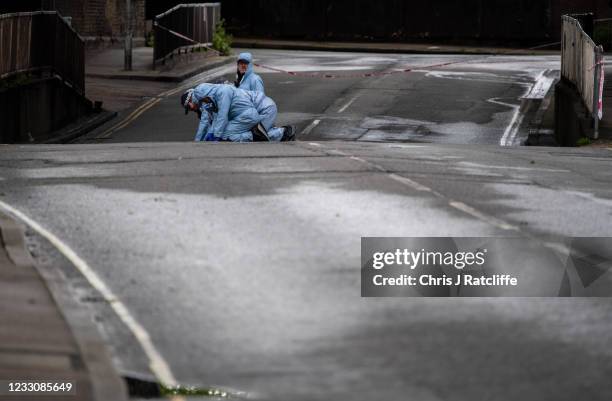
[281,125,296,142]
[251,123,270,142]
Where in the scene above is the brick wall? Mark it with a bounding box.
[54,0,146,38]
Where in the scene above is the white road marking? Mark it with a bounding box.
[458,161,570,173]
[307,143,522,232]
[338,95,359,113]
[414,70,511,85]
[499,104,525,147]
[0,200,179,388]
[301,119,321,136]
[523,70,555,99]
[499,70,553,147]
[487,98,520,109]
[448,201,519,231]
[388,173,432,192]
[487,96,526,147]
[97,99,158,139]
[350,156,386,172]
[388,144,426,149]
[564,190,612,207]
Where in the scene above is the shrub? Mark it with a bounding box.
[212,19,232,56]
[577,137,591,146]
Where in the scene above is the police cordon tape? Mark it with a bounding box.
[155,23,561,79]
[252,60,462,79]
[253,42,561,79]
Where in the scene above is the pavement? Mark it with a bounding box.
[86,46,232,82]
[0,211,128,401]
[1,141,611,400]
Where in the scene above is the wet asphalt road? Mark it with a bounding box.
[1,140,612,400]
[80,49,559,146]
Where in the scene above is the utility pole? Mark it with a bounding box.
[124,0,133,71]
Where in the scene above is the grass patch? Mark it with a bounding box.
[160,384,229,398]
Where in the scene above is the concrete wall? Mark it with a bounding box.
[554,80,594,146]
[0,77,92,143]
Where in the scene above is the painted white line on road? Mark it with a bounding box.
[301,119,321,136]
[564,190,612,207]
[499,104,525,147]
[0,200,179,388]
[112,98,162,134]
[499,70,553,147]
[97,99,158,139]
[458,161,570,173]
[448,201,519,231]
[487,98,519,109]
[338,95,359,113]
[388,144,425,149]
[306,142,522,232]
[415,70,509,84]
[350,156,386,172]
[523,70,555,99]
[388,173,432,192]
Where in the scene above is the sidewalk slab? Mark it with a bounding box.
[232,37,559,56]
[86,47,233,82]
[0,211,128,401]
[41,111,117,144]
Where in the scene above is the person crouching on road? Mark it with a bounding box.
[235,52,265,94]
[181,83,295,142]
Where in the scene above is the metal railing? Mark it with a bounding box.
[0,11,85,95]
[561,15,604,137]
[153,3,221,68]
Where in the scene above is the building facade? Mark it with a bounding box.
[0,0,146,40]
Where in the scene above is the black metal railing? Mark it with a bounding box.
[0,11,84,94]
[153,3,221,67]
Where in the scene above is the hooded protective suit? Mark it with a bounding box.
[236,52,265,94]
[192,83,263,142]
[243,90,285,141]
